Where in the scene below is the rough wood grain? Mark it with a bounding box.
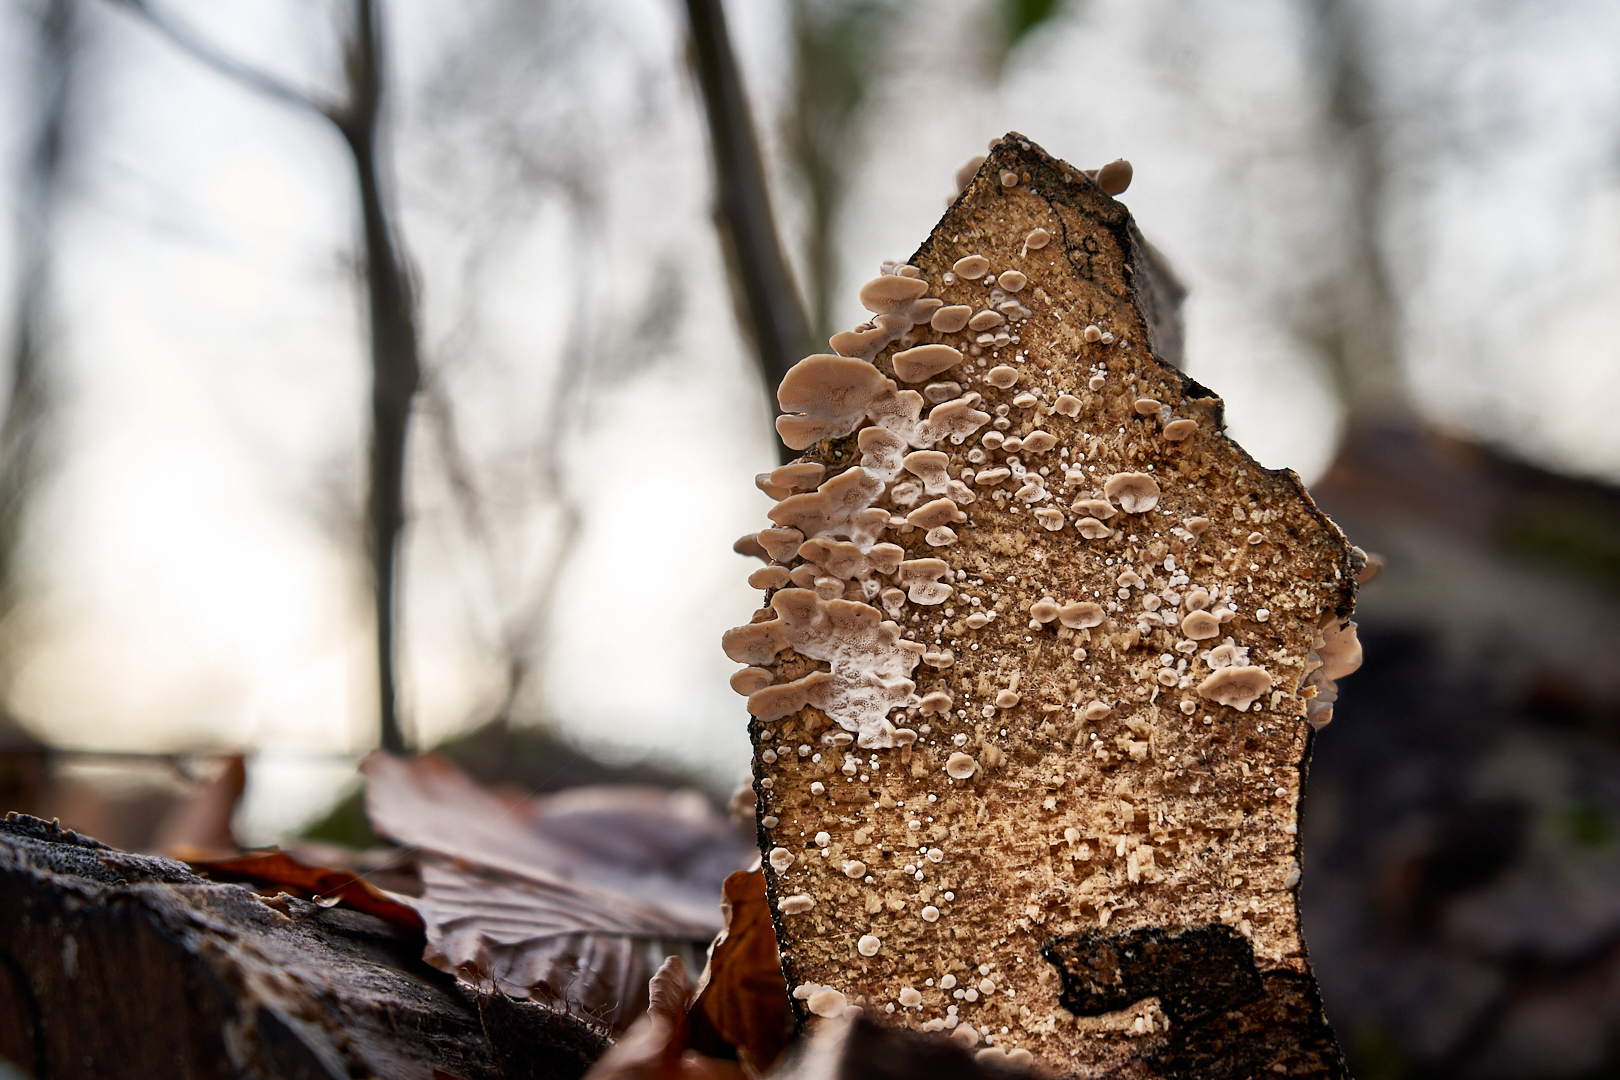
[0,813,608,1080]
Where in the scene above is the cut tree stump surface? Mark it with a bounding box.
[0,814,608,1080]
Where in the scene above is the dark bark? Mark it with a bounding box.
[683,0,813,464]
[0,813,608,1080]
[1044,925,1348,1079]
[770,1012,1029,1080]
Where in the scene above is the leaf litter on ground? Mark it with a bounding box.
[361,752,756,1033]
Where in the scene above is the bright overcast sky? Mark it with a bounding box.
[1,0,1618,837]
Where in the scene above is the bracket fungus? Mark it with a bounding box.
[725,134,1360,1076]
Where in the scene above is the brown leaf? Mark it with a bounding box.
[186,848,425,931]
[363,753,749,934]
[416,857,710,1032]
[584,957,745,1080]
[690,871,792,1072]
[361,753,754,1033]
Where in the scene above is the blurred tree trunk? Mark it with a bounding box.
[683,0,812,464]
[110,0,420,752]
[786,0,896,350]
[0,0,75,687]
[1301,0,1410,425]
[336,0,419,756]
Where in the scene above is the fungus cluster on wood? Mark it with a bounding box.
[723,134,1361,1076]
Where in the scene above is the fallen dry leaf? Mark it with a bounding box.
[362,753,754,1033]
[769,1012,1035,1080]
[584,956,745,1080]
[416,857,712,1032]
[186,848,425,931]
[690,871,792,1072]
[363,753,748,932]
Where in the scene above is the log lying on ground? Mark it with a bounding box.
[724,133,1361,1077]
[0,813,608,1080]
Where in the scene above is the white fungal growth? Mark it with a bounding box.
[769,847,794,874]
[815,831,831,847]
[843,860,867,879]
[940,974,957,990]
[806,989,848,1017]
[722,588,922,746]
[858,934,883,956]
[780,894,815,915]
[946,752,978,780]
[922,905,941,922]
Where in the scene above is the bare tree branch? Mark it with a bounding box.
[337,0,422,755]
[105,0,341,119]
[107,0,422,753]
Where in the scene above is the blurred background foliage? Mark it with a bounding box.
[2,0,1620,1074]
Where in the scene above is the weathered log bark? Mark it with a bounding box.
[0,814,608,1080]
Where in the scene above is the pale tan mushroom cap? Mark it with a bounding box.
[1098,158,1133,195]
[775,355,895,450]
[892,343,964,383]
[859,274,929,312]
[1102,471,1161,513]
[1197,665,1274,710]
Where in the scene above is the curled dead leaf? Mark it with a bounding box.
[186,849,424,931]
[689,871,792,1072]
[361,753,753,1033]
[584,956,745,1080]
